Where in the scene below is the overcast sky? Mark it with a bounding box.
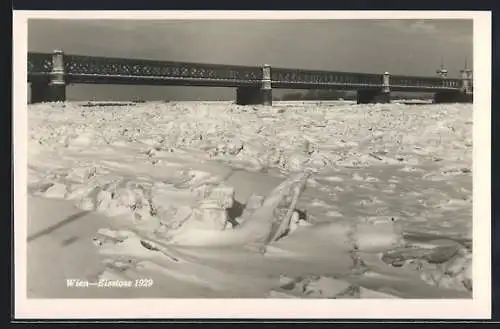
[28,19,473,101]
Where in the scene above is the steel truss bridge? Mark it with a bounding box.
[27,51,473,105]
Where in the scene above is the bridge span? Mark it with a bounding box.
[27,50,473,105]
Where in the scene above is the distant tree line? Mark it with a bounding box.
[85,90,432,103]
[278,89,434,101]
[280,90,348,101]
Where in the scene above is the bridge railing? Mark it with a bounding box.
[27,52,264,83]
[390,75,462,89]
[271,67,383,87]
[27,52,53,76]
[64,55,262,81]
[63,55,263,82]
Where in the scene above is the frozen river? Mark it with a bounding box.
[25,100,473,299]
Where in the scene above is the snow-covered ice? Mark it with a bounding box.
[26,100,473,298]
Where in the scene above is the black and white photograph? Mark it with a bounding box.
[13,11,491,319]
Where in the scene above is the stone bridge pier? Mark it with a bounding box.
[433,90,473,103]
[356,72,391,104]
[236,64,272,106]
[30,50,66,104]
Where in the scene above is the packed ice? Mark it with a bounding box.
[27,100,473,298]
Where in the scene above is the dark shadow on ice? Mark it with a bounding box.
[295,208,307,221]
[226,199,245,227]
[403,231,472,251]
[81,102,136,107]
[60,236,79,247]
[27,211,91,243]
[226,196,308,229]
[226,195,308,229]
